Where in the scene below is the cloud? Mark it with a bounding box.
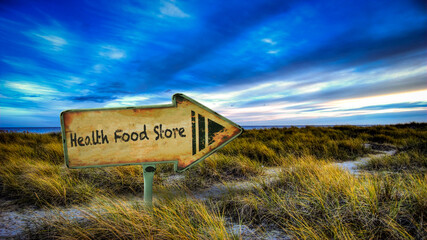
[0,107,38,116]
[31,34,67,51]
[99,46,126,60]
[4,81,58,95]
[267,50,280,54]
[237,53,427,108]
[0,0,426,126]
[345,102,426,111]
[104,95,150,107]
[69,95,116,103]
[222,102,426,124]
[159,1,190,18]
[261,38,276,45]
[1,57,88,90]
[320,90,427,110]
[65,76,84,85]
[167,1,427,89]
[129,0,293,90]
[25,24,71,53]
[92,64,107,73]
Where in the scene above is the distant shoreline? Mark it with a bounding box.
[0,127,62,134]
[1,123,425,134]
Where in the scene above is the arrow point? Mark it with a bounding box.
[172,93,243,171]
[208,119,224,145]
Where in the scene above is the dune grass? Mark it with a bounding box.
[361,150,427,173]
[1,123,426,239]
[0,133,262,205]
[0,157,97,206]
[0,132,158,206]
[1,123,426,207]
[217,156,427,239]
[181,153,264,190]
[0,132,63,164]
[221,127,369,165]
[361,138,427,173]
[222,123,426,165]
[27,196,235,240]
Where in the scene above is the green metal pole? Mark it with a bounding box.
[143,164,156,207]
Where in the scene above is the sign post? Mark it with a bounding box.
[142,164,156,206]
[60,93,243,205]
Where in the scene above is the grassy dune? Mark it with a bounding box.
[218,156,426,239]
[27,197,234,240]
[361,139,427,172]
[0,123,426,239]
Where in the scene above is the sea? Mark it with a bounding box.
[0,125,356,134]
[0,127,62,134]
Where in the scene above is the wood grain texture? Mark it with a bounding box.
[62,94,241,170]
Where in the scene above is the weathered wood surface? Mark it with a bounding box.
[61,94,242,170]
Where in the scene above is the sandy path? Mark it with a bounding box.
[334,149,396,174]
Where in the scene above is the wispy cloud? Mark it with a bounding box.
[4,81,59,95]
[261,38,276,45]
[0,107,36,116]
[31,33,67,51]
[159,1,190,18]
[0,0,426,126]
[25,24,71,53]
[322,90,427,111]
[104,95,151,107]
[99,45,126,60]
[267,49,280,54]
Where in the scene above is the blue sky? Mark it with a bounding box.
[0,0,426,127]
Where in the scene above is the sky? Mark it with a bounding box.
[0,0,426,127]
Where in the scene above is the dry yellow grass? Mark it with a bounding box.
[28,196,235,240]
[1,123,426,239]
[218,156,427,239]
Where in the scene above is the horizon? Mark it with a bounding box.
[1,0,426,127]
[1,122,426,129]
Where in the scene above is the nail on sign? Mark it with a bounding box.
[60,93,243,172]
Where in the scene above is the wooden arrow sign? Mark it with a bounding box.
[60,93,243,172]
